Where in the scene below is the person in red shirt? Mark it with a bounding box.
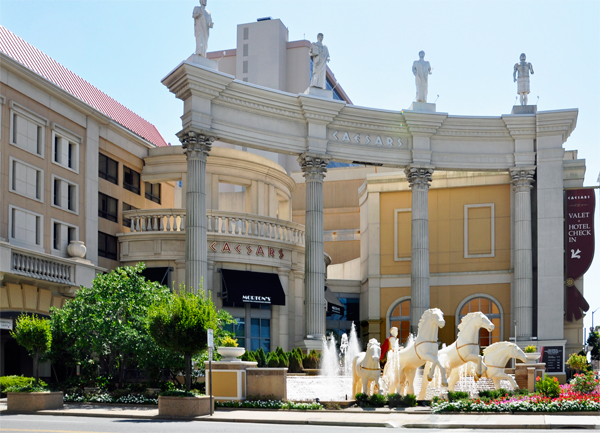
[380,327,398,367]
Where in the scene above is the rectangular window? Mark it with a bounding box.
[243,27,249,40]
[51,219,78,254]
[98,231,118,260]
[98,153,118,185]
[123,166,141,194]
[243,44,248,57]
[122,202,138,228]
[9,102,47,157]
[145,182,161,204]
[243,60,248,74]
[9,205,43,250]
[250,318,270,352]
[51,127,80,172]
[98,192,118,222]
[51,175,78,213]
[9,157,43,202]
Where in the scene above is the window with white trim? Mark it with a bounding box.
[0,95,6,140]
[51,175,78,213]
[52,125,80,173]
[9,205,43,250]
[9,102,47,158]
[388,298,411,344]
[52,219,78,255]
[9,157,43,202]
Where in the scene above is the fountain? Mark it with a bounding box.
[286,323,360,401]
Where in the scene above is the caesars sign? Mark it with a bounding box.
[564,189,596,322]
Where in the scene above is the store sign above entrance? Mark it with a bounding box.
[328,129,405,148]
[564,189,595,322]
[210,242,285,260]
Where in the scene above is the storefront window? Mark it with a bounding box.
[224,317,245,346]
[388,299,411,344]
[251,318,270,351]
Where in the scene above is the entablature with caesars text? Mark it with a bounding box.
[328,128,407,148]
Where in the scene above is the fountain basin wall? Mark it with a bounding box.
[247,368,288,400]
[205,360,257,401]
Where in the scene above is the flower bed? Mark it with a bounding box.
[432,373,600,413]
[64,392,158,405]
[216,399,322,410]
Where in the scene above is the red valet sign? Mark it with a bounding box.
[564,189,595,322]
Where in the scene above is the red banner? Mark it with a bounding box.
[564,189,595,322]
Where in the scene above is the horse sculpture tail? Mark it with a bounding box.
[352,355,360,396]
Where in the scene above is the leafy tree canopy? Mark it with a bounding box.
[11,314,52,385]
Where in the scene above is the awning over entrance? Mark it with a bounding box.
[325,286,345,315]
[220,269,285,305]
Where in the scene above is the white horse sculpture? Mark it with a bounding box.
[418,311,494,400]
[455,342,527,390]
[352,338,381,396]
[385,308,447,396]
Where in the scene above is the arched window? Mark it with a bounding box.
[457,296,502,347]
[388,298,411,344]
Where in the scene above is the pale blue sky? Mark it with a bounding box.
[2,1,599,337]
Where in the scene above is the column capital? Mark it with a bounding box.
[179,129,215,157]
[298,153,330,180]
[510,167,536,191]
[405,165,434,189]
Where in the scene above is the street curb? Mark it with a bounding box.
[403,424,600,430]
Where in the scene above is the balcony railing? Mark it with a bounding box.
[123,209,305,245]
[11,251,74,284]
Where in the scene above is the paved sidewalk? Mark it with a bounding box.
[1,400,599,429]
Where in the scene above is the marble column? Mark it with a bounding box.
[298,153,329,339]
[405,165,434,334]
[510,167,535,339]
[180,130,214,294]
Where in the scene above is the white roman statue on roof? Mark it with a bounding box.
[193,0,213,57]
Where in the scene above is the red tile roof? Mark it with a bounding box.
[0,26,168,147]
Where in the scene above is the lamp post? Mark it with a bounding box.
[592,307,600,331]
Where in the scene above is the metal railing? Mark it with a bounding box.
[123,209,305,245]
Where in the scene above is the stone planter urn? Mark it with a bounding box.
[67,240,87,259]
[524,352,541,364]
[216,346,245,361]
[7,392,64,412]
[158,395,211,418]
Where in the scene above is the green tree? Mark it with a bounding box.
[148,290,220,391]
[11,314,52,385]
[588,330,600,361]
[48,264,177,387]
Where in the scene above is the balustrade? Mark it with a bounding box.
[11,252,73,284]
[123,209,305,245]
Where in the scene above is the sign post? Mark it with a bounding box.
[207,329,213,416]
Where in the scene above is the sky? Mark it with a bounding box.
[2,0,599,338]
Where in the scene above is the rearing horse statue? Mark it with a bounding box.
[386,308,447,396]
[418,311,494,400]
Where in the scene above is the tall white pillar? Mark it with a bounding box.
[510,167,535,339]
[405,165,434,333]
[298,153,329,339]
[180,130,214,294]
[277,267,290,351]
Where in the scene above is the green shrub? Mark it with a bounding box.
[402,393,417,407]
[571,371,600,394]
[447,391,470,402]
[524,345,537,353]
[255,348,267,367]
[288,352,304,373]
[478,389,510,400]
[303,350,320,369]
[387,393,403,408]
[221,336,238,347]
[368,393,387,407]
[267,352,280,368]
[536,374,560,399]
[1,376,47,397]
[240,350,256,363]
[10,314,52,386]
[566,353,589,373]
[4,384,48,393]
[355,392,368,407]
[160,390,197,397]
[511,388,530,396]
[275,347,289,368]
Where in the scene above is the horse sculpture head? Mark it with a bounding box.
[366,338,381,361]
[512,344,528,364]
[458,311,495,334]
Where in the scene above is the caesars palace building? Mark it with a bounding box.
[0,17,593,380]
